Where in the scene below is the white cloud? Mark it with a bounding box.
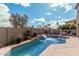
[34,17,46,22]
[50,4,58,7]
[0,4,12,27]
[64,5,72,13]
[30,20,35,23]
[16,3,31,7]
[0,4,9,12]
[56,17,76,25]
[20,3,31,7]
[0,0,78,3]
[61,18,76,22]
[0,22,12,27]
[48,18,76,29]
[58,16,61,19]
[50,3,64,7]
[45,12,52,15]
[53,8,56,11]
[50,3,73,13]
[50,3,71,8]
[32,17,46,23]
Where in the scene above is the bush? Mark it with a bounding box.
[23,32,32,40]
[71,25,76,29]
[45,31,48,34]
[61,24,76,30]
[32,33,37,37]
[16,37,21,44]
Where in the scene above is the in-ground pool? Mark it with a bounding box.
[5,36,67,56]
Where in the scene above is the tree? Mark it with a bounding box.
[42,23,44,26]
[47,24,51,34]
[10,14,17,28]
[71,24,76,29]
[56,22,59,29]
[61,24,76,30]
[10,13,28,28]
[61,24,69,29]
[31,25,34,34]
[17,14,28,28]
[47,24,51,26]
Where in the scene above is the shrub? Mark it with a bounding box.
[33,33,37,37]
[16,37,21,44]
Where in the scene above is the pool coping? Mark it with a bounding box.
[0,36,77,56]
[0,36,41,56]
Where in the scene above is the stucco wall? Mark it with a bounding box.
[77,5,79,37]
[0,28,8,47]
[0,28,25,47]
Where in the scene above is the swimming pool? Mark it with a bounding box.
[5,36,66,56]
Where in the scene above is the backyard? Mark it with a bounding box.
[0,3,79,56]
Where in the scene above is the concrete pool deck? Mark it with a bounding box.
[0,36,78,56]
[40,37,79,56]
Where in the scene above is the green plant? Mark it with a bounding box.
[16,37,21,44]
[71,24,76,29]
[60,24,76,30]
[8,36,16,45]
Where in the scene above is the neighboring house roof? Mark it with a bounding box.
[39,26,49,29]
[75,3,79,9]
[65,19,76,24]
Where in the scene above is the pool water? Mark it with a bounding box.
[5,36,66,56]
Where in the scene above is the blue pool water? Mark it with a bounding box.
[5,36,66,56]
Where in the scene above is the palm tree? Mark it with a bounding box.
[42,23,44,26]
[47,24,51,34]
[47,24,50,26]
[56,22,59,29]
[56,22,62,35]
[10,13,28,28]
[59,25,62,36]
[31,25,34,34]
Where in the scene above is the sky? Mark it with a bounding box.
[0,3,77,28]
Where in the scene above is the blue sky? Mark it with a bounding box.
[0,3,77,28]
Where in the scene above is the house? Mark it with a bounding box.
[64,19,76,35]
[75,3,79,37]
[65,19,76,25]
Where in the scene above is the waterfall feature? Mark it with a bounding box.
[46,38,58,41]
[42,35,47,39]
[42,35,57,41]
[41,35,60,44]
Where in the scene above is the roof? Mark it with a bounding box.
[65,19,76,23]
[39,26,49,29]
[75,3,79,9]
